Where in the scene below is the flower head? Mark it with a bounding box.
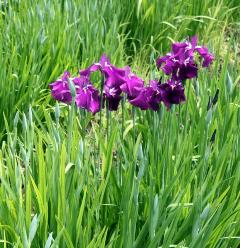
[195,46,214,67]
[49,71,72,104]
[129,80,162,111]
[75,83,100,114]
[120,67,145,99]
[49,71,101,114]
[80,54,129,111]
[103,85,122,111]
[159,79,186,109]
[156,36,214,80]
[80,54,126,88]
[79,54,148,111]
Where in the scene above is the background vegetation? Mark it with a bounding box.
[0,0,240,247]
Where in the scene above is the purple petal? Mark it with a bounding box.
[49,71,72,103]
[100,54,111,66]
[129,89,149,110]
[128,79,162,111]
[62,71,70,81]
[156,55,170,68]
[103,85,122,111]
[76,85,101,114]
[162,60,176,75]
[172,42,188,55]
[49,81,72,103]
[105,95,122,111]
[103,66,127,88]
[177,63,198,80]
[88,87,101,114]
[195,47,214,67]
[75,89,88,109]
[156,36,214,81]
[79,64,101,77]
[191,35,198,48]
[120,71,144,99]
[159,80,186,109]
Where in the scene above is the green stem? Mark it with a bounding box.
[67,100,75,163]
[98,76,105,172]
[184,82,191,135]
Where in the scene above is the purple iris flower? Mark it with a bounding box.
[156,36,214,80]
[147,80,162,111]
[80,54,126,87]
[103,85,122,111]
[128,88,150,110]
[49,71,72,104]
[101,62,127,111]
[71,76,100,114]
[80,54,132,111]
[195,46,214,67]
[120,67,145,100]
[129,80,162,111]
[159,79,186,109]
[75,83,100,114]
[50,71,101,114]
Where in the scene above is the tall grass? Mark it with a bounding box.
[0,0,240,247]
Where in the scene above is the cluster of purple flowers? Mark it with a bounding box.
[49,36,214,114]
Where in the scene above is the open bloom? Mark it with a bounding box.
[49,72,101,114]
[75,85,100,114]
[156,36,214,80]
[49,71,72,104]
[195,46,214,67]
[129,80,162,111]
[80,55,127,111]
[80,54,126,87]
[103,85,122,111]
[159,79,186,109]
[129,79,185,111]
[120,67,145,100]
[80,54,146,111]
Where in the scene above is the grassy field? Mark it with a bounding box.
[0,0,240,247]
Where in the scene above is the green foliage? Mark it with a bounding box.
[0,0,240,247]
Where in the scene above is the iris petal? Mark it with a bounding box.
[156,36,214,81]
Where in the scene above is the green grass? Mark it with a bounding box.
[0,0,240,247]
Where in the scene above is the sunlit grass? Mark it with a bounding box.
[0,0,240,247]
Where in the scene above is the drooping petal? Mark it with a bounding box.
[195,47,214,67]
[145,87,160,111]
[156,36,214,81]
[156,54,171,68]
[161,59,176,75]
[103,85,122,111]
[75,88,89,109]
[49,81,72,103]
[128,80,162,111]
[49,71,72,104]
[159,80,186,109]
[105,95,122,111]
[177,63,198,80]
[88,87,101,114]
[129,88,149,110]
[75,85,101,114]
[120,69,144,99]
[150,80,162,98]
